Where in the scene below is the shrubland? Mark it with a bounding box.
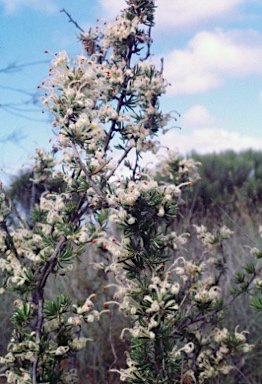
[0,1,261,383]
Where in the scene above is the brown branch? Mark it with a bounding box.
[108,312,118,370]
[132,149,140,180]
[103,121,117,154]
[11,200,30,230]
[71,142,107,202]
[140,26,152,62]
[160,57,164,75]
[0,60,50,74]
[105,146,133,181]
[60,9,84,33]
[1,222,19,259]
[36,236,67,292]
[32,236,66,383]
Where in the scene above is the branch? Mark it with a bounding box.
[37,237,67,292]
[10,200,30,230]
[132,149,140,180]
[108,312,118,370]
[0,60,49,74]
[105,146,133,181]
[1,222,19,259]
[140,26,152,62]
[230,362,254,384]
[71,142,107,202]
[103,121,117,154]
[160,57,164,75]
[31,236,67,382]
[60,9,84,33]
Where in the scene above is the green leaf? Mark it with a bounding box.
[251,296,262,311]
[244,262,256,274]
[44,294,71,319]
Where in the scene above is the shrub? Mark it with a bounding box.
[0,1,261,383]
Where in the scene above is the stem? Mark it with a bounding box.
[31,236,66,383]
[60,9,84,33]
[231,362,254,384]
[71,142,107,202]
[10,200,30,230]
[1,222,19,259]
[105,145,133,182]
[108,312,118,370]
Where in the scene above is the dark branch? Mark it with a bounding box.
[60,9,85,33]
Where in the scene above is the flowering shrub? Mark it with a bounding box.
[0,1,261,383]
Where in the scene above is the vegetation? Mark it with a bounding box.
[0,1,262,383]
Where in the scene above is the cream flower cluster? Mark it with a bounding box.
[194,224,234,254]
[0,188,11,222]
[68,294,110,326]
[194,326,255,382]
[41,51,110,146]
[0,251,30,287]
[102,14,140,46]
[155,150,202,185]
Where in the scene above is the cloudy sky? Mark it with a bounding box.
[1,0,262,183]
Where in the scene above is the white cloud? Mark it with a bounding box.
[99,0,244,28]
[0,0,57,14]
[162,29,262,95]
[155,0,244,30]
[136,103,262,166]
[137,128,262,169]
[99,0,125,19]
[181,105,218,129]
[175,128,262,154]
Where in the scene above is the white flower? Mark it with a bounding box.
[214,328,229,342]
[53,346,69,355]
[234,325,249,342]
[127,216,136,225]
[68,317,82,326]
[70,337,89,350]
[157,206,165,217]
[241,343,255,352]
[209,286,221,300]
[182,342,194,354]
[146,300,161,313]
[170,283,180,295]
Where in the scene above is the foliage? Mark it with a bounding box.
[0,1,261,384]
[189,150,262,221]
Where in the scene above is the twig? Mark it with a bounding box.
[36,236,67,291]
[0,60,50,74]
[231,362,254,384]
[140,26,152,62]
[211,198,256,246]
[105,146,133,181]
[103,121,117,154]
[132,150,140,180]
[108,312,118,369]
[1,105,47,122]
[11,200,30,230]
[1,222,20,259]
[60,9,84,33]
[160,57,164,75]
[71,142,107,201]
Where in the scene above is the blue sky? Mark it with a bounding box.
[1,0,262,184]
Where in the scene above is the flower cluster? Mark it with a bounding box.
[0,186,11,222]
[194,224,234,254]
